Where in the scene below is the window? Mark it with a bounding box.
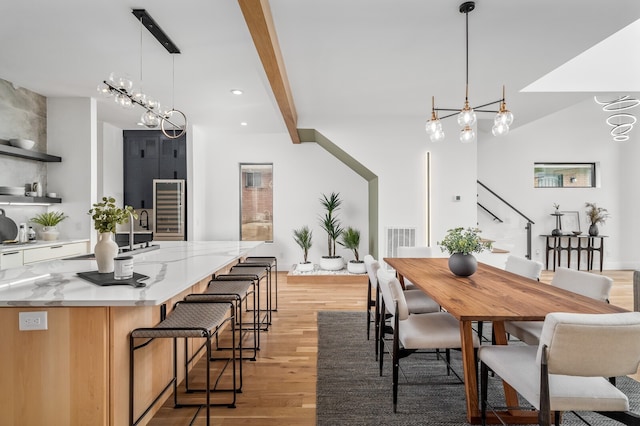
[239,163,273,242]
[534,163,596,188]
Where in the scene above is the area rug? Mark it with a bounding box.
[316,311,640,426]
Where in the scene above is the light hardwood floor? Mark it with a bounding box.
[148,269,636,425]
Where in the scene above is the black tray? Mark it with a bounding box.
[77,271,149,288]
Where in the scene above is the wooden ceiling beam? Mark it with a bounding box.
[238,0,300,143]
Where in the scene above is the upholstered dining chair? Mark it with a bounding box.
[377,270,480,413]
[479,312,640,426]
[365,255,440,361]
[505,255,544,281]
[505,268,613,345]
[396,246,434,290]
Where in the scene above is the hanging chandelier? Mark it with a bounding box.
[97,9,186,139]
[425,1,513,143]
[593,95,639,142]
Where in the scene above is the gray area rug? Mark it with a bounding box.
[316,311,640,425]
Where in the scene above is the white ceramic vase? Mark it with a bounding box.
[347,260,366,274]
[94,232,119,273]
[296,261,315,272]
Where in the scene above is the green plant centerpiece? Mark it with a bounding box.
[584,202,609,236]
[438,227,492,277]
[30,211,68,241]
[339,226,366,274]
[88,196,137,273]
[293,226,314,272]
[318,192,345,271]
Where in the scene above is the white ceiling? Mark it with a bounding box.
[1,0,639,136]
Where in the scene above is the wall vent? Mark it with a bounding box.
[385,227,416,258]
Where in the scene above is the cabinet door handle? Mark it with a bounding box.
[2,251,19,256]
[50,245,63,249]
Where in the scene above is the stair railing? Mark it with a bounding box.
[477,180,535,259]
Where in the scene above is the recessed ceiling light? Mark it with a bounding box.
[231,89,244,95]
[240,122,248,126]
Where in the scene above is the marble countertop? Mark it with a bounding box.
[0,239,89,253]
[0,240,262,307]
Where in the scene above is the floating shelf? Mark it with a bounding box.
[0,144,62,162]
[0,195,62,205]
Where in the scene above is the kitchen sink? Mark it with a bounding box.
[115,231,153,247]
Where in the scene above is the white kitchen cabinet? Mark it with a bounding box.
[23,242,87,264]
[0,250,24,269]
[0,241,88,270]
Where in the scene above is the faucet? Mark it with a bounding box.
[139,210,149,230]
[129,211,135,252]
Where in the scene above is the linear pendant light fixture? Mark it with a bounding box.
[97,9,186,139]
[425,1,513,143]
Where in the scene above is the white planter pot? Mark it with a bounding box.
[296,261,315,272]
[319,256,344,271]
[347,260,366,274]
[40,226,59,241]
[94,232,119,273]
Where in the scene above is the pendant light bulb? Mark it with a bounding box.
[460,125,476,143]
[431,128,445,142]
[425,96,442,136]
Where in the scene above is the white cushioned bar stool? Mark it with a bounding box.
[224,264,271,331]
[242,256,278,311]
[129,300,236,426]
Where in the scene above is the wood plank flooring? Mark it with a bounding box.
[148,269,636,425]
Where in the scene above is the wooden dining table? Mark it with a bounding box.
[384,257,628,425]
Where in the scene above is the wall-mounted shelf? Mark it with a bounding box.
[0,195,62,205]
[0,144,62,162]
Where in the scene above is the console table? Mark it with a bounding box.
[541,234,607,272]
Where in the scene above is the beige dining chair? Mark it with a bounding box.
[377,270,480,413]
[479,312,640,426]
[505,267,613,345]
[505,255,544,281]
[366,256,441,361]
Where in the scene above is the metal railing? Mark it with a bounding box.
[477,180,535,259]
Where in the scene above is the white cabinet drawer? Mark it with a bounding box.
[0,250,24,270]
[23,242,87,264]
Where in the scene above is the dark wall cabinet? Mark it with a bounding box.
[123,131,186,209]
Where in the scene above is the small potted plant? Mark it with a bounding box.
[339,226,366,274]
[88,196,137,273]
[30,211,68,241]
[318,192,344,271]
[293,226,314,272]
[585,202,609,236]
[438,227,492,277]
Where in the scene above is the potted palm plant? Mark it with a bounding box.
[318,192,344,271]
[30,211,68,241]
[88,196,137,273]
[293,226,314,272]
[438,227,492,277]
[339,226,365,274]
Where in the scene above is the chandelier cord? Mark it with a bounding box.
[464,7,469,100]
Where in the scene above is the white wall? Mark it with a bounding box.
[99,122,124,203]
[47,97,97,243]
[191,129,369,269]
[478,97,639,269]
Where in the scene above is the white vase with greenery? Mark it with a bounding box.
[293,226,314,272]
[319,192,344,271]
[88,197,137,274]
[339,226,366,274]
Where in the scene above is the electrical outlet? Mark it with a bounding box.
[19,311,48,331]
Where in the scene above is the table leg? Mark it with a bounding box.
[492,321,520,408]
[460,320,479,423]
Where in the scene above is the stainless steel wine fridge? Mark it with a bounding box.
[153,179,186,240]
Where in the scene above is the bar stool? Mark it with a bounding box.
[223,263,271,331]
[185,277,258,393]
[129,300,236,426]
[242,256,278,311]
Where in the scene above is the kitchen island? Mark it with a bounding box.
[0,240,262,426]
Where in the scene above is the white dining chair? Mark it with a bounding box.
[479,311,640,426]
[377,270,480,413]
[505,255,544,281]
[505,267,613,345]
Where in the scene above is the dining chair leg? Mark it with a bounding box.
[392,325,400,413]
[374,290,380,361]
[446,349,451,375]
[366,280,372,340]
[480,361,488,426]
